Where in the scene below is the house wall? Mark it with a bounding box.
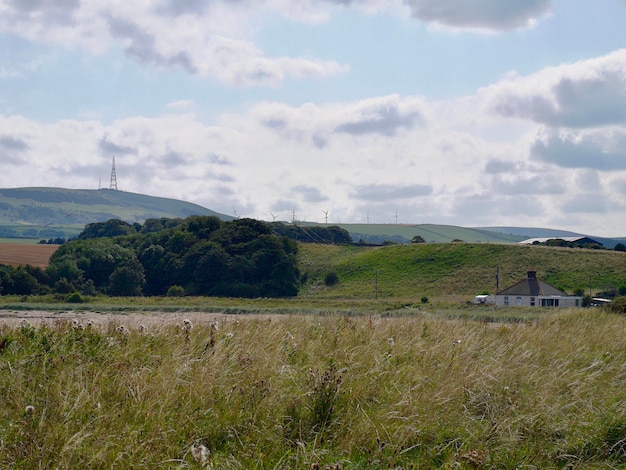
[495,295,583,308]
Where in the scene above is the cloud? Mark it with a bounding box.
[0,135,29,152]
[561,194,610,214]
[292,185,328,203]
[492,175,565,195]
[486,49,626,128]
[351,183,432,201]
[99,136,137,156]
[0,135,29,164]
[484,158,519,174]
[335,103,422,136]
[0,1,347,86]
[207,153,232,166]
[6,0,80,26]
[531,131,626,171]
[256,95,426,142]
[403,0,551,31]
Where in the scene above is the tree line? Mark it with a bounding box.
[1,216,330,298]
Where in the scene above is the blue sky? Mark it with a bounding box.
[1,0,626,236]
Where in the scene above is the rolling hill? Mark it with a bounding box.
[329,223,527,244]
[0,187,233,240]
[298,242,626,299]
[0,187,623,247]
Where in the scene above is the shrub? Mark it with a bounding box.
[66,292,84,303]
[166,285,185,297]
[608,296,626,314]
[324,271,339,287]
[421,296,429,304]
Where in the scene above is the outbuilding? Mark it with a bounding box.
[495,271,582,307]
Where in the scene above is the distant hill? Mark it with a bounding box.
[324,223,527,244]
[476,226,625,249]
[0,187,232,240]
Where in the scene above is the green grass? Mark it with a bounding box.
[298,243,626,299]
[1,309,626,468]
[335,223,526,243]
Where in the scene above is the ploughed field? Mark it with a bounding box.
[0,243,59,268]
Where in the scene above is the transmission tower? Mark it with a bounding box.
[109,156,118,191]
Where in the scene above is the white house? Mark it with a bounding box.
[495,271,583,308]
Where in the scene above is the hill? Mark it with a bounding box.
[477,226,626,249]
[330,223,526,244]
[298,242,626,299]
[0,187,232,240]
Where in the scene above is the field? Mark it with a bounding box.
[1,238,625,467]
[0,243,59,268]
[1,305,625,468]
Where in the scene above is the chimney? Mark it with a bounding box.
[527,271,537,279]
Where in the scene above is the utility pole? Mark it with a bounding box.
[496,266,499,294]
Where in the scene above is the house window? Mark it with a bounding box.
[504,296,509,306]
[530,297,535,306]
[541,298,560,307]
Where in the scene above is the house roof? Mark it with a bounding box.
[497,271,566,297]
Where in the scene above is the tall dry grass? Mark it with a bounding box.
[1,309,625,468]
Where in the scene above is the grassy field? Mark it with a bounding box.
[298,242,626,299]
[1,307,625,468]
[1,240,625,468]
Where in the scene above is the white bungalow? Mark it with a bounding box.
[495,271,583,308]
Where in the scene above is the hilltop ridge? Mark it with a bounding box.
[0,187,232,240]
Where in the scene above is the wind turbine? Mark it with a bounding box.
[322,210,329,225]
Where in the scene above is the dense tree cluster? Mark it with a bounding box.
[269,223,352,244]
[1,216,301,298]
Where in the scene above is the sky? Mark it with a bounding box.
[1,0,626,237]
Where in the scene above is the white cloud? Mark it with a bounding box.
[0,0,347,86]
[484,49,626,128]
[403,0,552,31]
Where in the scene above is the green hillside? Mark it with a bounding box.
[0,187,232,240]
[334,223,526,244]
[299,242,626,300]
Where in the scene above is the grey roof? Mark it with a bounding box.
[497,271,566,297]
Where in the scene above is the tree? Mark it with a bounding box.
[108,259,145,296]
[410,235,426,244]
[615,243,626,252]
[78,219,136,239]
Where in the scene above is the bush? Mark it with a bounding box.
[66,292,84,303]
[166,285,185,297]
[421,296,429,304]
[324,271,339,287]
[608,296,626,314]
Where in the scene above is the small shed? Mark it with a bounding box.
[495,271,582,308]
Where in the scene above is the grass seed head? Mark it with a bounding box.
[191,443,209,465]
